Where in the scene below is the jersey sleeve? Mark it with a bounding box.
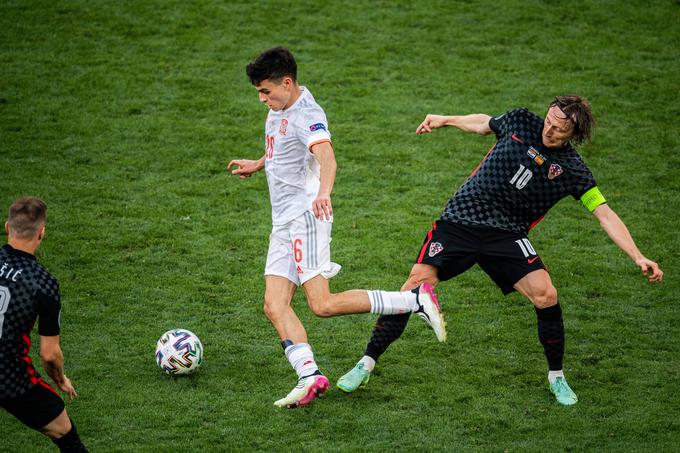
[489,110,513,138]
[570,163,598,201]
[298,107,332,150]
[37,282,61,336]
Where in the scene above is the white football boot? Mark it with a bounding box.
[274,374,330,408]
[414,282,447,342]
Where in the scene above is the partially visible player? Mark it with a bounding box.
[337,96,663,405]
[228,47,446,409]
[0,197,88,452]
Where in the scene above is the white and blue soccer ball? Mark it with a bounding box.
[155,329,203,376]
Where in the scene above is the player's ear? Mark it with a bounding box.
[4,222,9,235]
[283,76,293,89]
[37,225,45,241]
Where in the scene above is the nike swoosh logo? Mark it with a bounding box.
[527,256,540,264]
[511,133,526,144]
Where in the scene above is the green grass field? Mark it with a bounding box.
[1,0,679,451]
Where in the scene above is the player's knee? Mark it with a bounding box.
[532,285,558,309]
[307,296,333,318]
[42,410,71,439]
[401,272,438,291]
[263,297,285,322]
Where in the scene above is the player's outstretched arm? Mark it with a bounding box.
[228,155,265,179]
[592,204,664,282]
[40,335,77,400]
[416,114,493,135]
[310,141,336,220]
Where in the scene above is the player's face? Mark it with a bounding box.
[542,106,574,148]
[255,78,295,111]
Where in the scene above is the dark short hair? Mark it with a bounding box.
[7,196,47,239]
[550,95,595,146]
[246,47,297,86]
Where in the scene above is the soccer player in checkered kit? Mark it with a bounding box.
[337,96,664,405]
[0,197,88,452]
[228,47,446,408]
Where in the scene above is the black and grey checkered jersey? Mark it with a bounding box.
[441,108,597,234]
[0,244,60,400]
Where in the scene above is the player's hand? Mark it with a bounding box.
[636,257,664,282]
[58,376,77,400]
[416,114,448,135]
[227,159,261,179]
[312,195,332,221]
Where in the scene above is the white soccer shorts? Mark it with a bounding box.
[265,210,341,286]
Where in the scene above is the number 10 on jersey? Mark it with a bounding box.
[510,164,533,190]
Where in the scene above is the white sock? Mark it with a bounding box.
[358,355,376,372]
[548,370,565,384]
[368,290,417,315]
[284,343,319,379]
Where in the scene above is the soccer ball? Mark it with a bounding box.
[155,329,203,375]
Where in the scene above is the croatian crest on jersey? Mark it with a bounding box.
[548,163,563,180]
[279,118,288,136]
[428,242,443,257]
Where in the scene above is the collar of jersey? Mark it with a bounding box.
[281,86,308,113]
[2,243,37,261]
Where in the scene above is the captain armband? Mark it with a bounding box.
[580,186,607,213]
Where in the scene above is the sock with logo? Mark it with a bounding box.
[535,303,565,371]
[284,342,319,379]
[358,355,376,372]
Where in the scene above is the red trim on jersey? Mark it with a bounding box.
[417,221,437,263]
[38,378,59,395]
[528,215,545,231]
[20,333,40,385]
[19,332,58,394]
[469,143,497,177]
[308,139,332,151]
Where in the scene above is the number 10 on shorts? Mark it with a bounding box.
[515,238,536,257]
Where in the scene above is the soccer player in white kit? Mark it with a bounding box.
[228,47,446,409]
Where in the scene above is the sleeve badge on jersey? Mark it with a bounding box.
[309,123,327,132]
[548,163,564,180]
[428,242,444,257]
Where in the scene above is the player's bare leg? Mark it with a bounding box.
[302,274,445,340]
[264,276,329,408]
[41,409,71,439]
[41,409,88,452]
[302,275,370,316]
[515,270,577,406]
[264,275,304,342]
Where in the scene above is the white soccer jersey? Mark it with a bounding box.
[264,87,332,226]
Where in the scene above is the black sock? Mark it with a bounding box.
[535,303,565,371]
[364,313,412,361]
[52,419,88,453]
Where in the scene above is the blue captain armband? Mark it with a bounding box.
[580,186,607,212]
